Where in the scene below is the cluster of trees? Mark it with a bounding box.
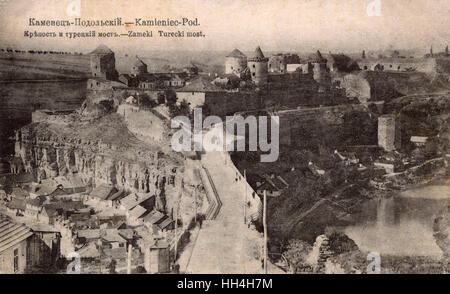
[0,48,82,55]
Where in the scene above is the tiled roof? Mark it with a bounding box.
[142,210,165,224]
[177,77,223,92]
[26,196,45,207]
[0,215,33,253]
[129,205,147,219]
[11,187,28,199]
[102,229,126,243]
[151,238,169,249]
[118,229,134,240]
[120,193,153,211]
[90,185,118,201]
[248,46,268,61]
[77,229,100,240]
[90,44,114,55]
[6,198,26,210]
[77,242,100,258]
[109,189,127,202]
[156,216,173,230]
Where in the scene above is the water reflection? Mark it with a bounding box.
[345,185,448,258]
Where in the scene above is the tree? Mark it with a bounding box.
[169,99,191,118]
[139,93,156,109]
[282,239,312,273]
[107,259,117,274]
[165,89,177,106]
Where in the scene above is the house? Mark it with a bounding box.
[24,196,46,219]
[155,216,174,232]
[255,174,289,197]
[53,175,87,194]
[9,187,28,200]
[410,136,428,147]
[30,179,67,198]
[101,229,127,249]
[6,198,26,215]
[119,193,154,211]
[127,205,147,224]
[144,238,170,273]
[0,215,60,274]
[98,215,127,229]
[175,76,225,109]
[0,215,33,273]
[374,161,396,174]
[77,229,101,243]
[118,229,135,246]
[88,184,118,207]
[69,210,93,229]
[108,189,128,208]
[142,210,165,231]
[103,247,127,262]
[77,242,100,260]
[38,204,59,225]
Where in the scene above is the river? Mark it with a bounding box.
[345,185,449,258]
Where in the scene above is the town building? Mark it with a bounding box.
[144,238,170,273]
[378,114,401,151]
[225,49,247,75]
[0,215,60,274]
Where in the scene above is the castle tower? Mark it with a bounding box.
[131,56,148,76]
[312,50,330,91]
[247,46,268,87]
[378,114,401,151]
[225,49,247,75]
[89,44,117,80]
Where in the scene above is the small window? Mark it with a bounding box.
[252,73,255,77]
[252,64,255,68]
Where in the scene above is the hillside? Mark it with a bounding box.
[0,52,90,80]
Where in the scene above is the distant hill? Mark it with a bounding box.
[0,52,90,80]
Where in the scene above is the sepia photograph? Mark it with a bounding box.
[0,0,448,279]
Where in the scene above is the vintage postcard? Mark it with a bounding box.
[0,0,448,277]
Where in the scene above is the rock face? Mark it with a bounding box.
[14,121,180,196]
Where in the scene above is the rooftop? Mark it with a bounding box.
[248,46,268,62]
[0,215,33,253]
[90,44,114,55]
[226,48,247,58]
[177,77,223,92]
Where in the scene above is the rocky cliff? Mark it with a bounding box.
[15,112,185,200]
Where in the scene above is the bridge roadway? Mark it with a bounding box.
[185,151,264,274]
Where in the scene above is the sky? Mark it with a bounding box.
[0,0,448,54]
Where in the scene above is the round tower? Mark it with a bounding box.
[225,49,247,75]
[247,46,268,87]
[131,56,148,76]
[89,44,117,80]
